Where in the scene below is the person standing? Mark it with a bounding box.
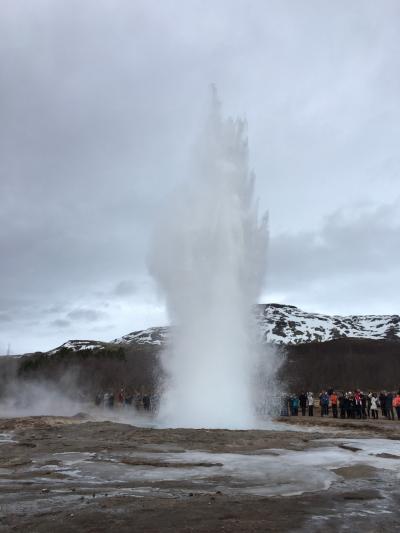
[320,391,329,416]
[367,393,372,418]
[330,391,338,418]
[385,392,394,420]
[118,388,125,406]
[393,391,400,420]
[354,390,362,419]
[292,396,299,416]
[344,393,351,419]
[299,392,307,416]
[379,392,387,418]
[307,392,314,416]
[339,393,346,419]
[361,393,367,419]
[370,394,379,419]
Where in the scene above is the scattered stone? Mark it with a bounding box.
[342,489,382,501]
[338,444,361,452]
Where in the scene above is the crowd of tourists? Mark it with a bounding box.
[94,389,158,412]
[282,390,400,420]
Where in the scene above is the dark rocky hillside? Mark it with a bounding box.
[279,338,400,392]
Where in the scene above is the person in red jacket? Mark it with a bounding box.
[393,391,400,420]
[330,391,338,418]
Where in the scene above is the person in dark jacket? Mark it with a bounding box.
[379,392,387,417]
[344,393,351,418]
[339,393,346,419]
[385,392,394,420]
[367,393,372,418]
[299,392,307,416]
[320,392,329,416]
[361,393,367,419]
[143,394,151,411]
[354,390,362,419]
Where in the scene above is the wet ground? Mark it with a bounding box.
[0,414,399,532]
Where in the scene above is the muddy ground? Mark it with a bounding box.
[0,414,400,532]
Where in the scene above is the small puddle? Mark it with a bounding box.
[0,432,16,444]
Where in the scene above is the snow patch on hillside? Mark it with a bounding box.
[47,340,106,355]
[112,327,169,346]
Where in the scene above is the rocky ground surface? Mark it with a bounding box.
[0,414,400,532]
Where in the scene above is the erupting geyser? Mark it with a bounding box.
[149,88,268,428]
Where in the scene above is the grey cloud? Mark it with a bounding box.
[267,201,400,312]
[67,309,105,322]
[0,313,12,323]
[0,0,399,352]
[113,280,136,297]
[50,319,70,328]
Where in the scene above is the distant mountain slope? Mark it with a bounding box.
[255,304,400,344]
[109,304,400,349]
[39,303,400,356]
[47,340,110,355]
[112,327,169,346]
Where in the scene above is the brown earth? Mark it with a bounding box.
[0,415,400,532]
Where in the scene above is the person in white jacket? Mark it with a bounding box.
[370,394,379,419]
[307,392,314,416]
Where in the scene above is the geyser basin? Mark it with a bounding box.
[5,438,400,499]
[149,89,271,428]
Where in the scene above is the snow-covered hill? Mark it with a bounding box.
[45,304,400,355]
[112,327,169,346]
[255,304,400,344]
[47,339,108,355]
[111,304,400,348]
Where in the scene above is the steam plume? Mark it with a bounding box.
[149,88,268,428]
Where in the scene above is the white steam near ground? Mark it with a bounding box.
[0,374,85,418]
[149,89,280,429]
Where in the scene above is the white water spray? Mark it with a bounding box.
[149,89,268,428]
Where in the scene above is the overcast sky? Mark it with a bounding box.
[1,0,400,354]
